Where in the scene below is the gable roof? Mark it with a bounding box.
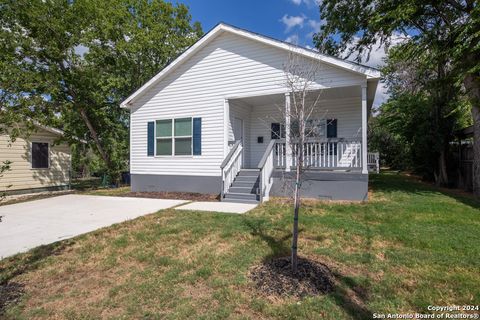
[120,22,381,108]
[32,121,87,144]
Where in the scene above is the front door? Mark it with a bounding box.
[233,117,244,166]
[234,117,243,142]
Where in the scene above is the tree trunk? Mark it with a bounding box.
[291,106,305,274]
[78,107,112,170]
[291,163,300,273]
[435,149,449,186]
[464,73,480,197]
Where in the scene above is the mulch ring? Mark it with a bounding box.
[249,256,334,299]
[0,281,24,315]
[118,191,219,202]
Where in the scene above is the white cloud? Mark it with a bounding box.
[280,14,306,32]
[285,34,300,44]
[289,0,322,6]
[341,33,408,107]
[373,83,389,109]
[307,19,322,31]
[306,19,323,39]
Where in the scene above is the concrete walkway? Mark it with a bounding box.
[175,201,257,214]
[0,194,186,259]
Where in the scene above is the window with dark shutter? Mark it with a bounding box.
[271,123,281,139]
[327,119,337,138]
[193,117,201,155]
[147,122,155,156]
[32,142,49,169]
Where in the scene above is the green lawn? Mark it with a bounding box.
[1,173,479,319]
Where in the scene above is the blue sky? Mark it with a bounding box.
[175,0,322,48]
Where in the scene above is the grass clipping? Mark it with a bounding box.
[249,256,334,299]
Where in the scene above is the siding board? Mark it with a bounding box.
[130,32,366,176]
[0,129,71,192]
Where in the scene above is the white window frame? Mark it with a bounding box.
[154,117,193,157]
[31,141,50,169]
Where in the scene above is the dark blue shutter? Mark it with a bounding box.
[147,121,154,156]
[193,117,202,155]
[327,119,337,138]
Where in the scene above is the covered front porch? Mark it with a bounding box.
[220,84,376,202]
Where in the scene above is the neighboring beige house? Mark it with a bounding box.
[0,124,72,195]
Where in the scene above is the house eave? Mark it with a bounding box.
[120,23,381,109]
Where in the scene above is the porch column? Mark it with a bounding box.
[361,84,368,174]
[285,92,292,172]
[224,98,230,157]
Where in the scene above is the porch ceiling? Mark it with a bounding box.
[231,86,362,107]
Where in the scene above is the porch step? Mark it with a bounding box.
[224,192,258,201]
[231,181,258,188]
[222,198,260,204]
[234,175,259,183]
[229,186,257,194]
[222,169,260,204]
[237,169,260,177]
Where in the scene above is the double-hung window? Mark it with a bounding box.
[174,118,192,155]
[155,118,192,156]
[156,119,173,156]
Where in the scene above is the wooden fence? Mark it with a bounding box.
[452,142,473,191]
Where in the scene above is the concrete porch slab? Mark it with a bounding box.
[174,201,257,214]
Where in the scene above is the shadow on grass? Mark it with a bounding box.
[0,240,72,285]
[244,217,374,319]
[329,274,372,320]
[370,171,480,209]
[0,240,72,314]
[329,206,375,320]
[242,218,295,260]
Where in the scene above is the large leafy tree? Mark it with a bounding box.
[379,42,464,185]
[313,0,480,194]
[0,0,202,181]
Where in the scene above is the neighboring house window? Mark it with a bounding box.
[155,118,193,156]
[32,142,49,169]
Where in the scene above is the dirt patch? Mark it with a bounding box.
[249,256,334,299]
[117,191,219,202]
[0,281,24,315]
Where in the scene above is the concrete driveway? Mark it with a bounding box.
[0,194,186,259]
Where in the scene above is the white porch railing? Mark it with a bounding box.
[220,140,243,198]
[274,139,362,169]
[258,140,276,202]
[367,152,380,173]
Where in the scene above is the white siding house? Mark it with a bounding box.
[122,23,381,202]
